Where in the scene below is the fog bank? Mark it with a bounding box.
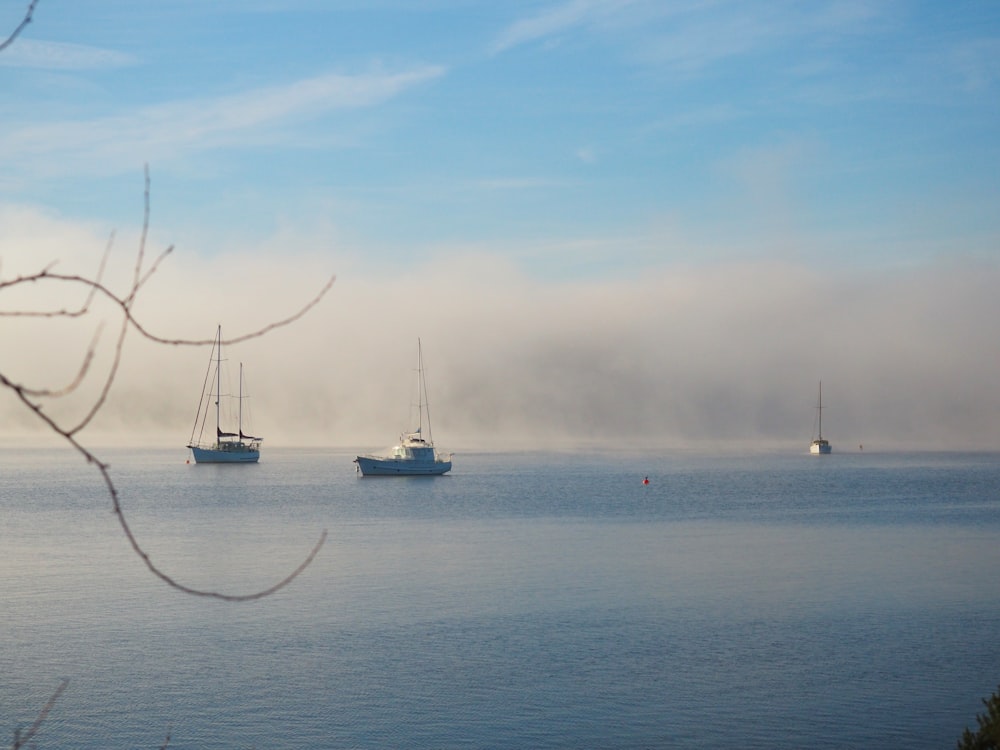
[2,208,998,453]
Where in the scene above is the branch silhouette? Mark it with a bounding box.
[3,4,327,745]
[0,0,37,53]
[11,678,66,750]
[0,167,334,602]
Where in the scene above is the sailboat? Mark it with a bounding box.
[354,339,452,476]
[809,381,832,455]
[186,326,261,463]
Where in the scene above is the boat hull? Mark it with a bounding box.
[355,455,451,476]
[190,444,260,464]
[810,440,832,455]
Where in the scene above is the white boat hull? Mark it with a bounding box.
[190,443,260,463]
[810,440,832,455]
[187,327,262,465]
[357,341,452,477]
[355,455,451,476]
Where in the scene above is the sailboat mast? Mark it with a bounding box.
[416,339,424,435]
[215,325,222,441]
[422,340,434,443]
[239,362,244,440]
[817,381,823,440]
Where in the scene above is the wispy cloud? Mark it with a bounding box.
[490,0,640,55]
[491,0,887,72]
[629,2,885,73]
[576,145,598,163]
[643,102,745,134]
[474,176,578,190]
[948,37,1000,91]
[0,39,137,69]
[1,65,446,176]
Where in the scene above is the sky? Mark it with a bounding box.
[1,0,999,452]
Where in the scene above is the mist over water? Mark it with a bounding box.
[2,213,999,452]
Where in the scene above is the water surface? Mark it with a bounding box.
[2,447,998,748]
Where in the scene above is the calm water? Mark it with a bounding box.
[2,446,999,749]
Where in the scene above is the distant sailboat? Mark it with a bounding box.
[354,339,452,476]
[187,326,261,463]
[809,381,832,455]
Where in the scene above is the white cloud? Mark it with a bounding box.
[473,176,578,190]
[0,65,446,177]
[0,39,137,70]
[491,0,889,74]
[490,0,641,55]
[576,145,597,163]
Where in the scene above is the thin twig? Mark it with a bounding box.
[65,295,128,436]
[0,0,38,53]
[1,365,329,602]
[0,268,335,347]
[0,169,333,601]
[126,165,151,305]
[12,678,67,750]
[14,323,103,399]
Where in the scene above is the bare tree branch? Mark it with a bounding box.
[0,170,333,601]
[12,678,67,750]
[5,323,102,400]
[0,266,336,347]
[0,0,37,53]
[126,165,153,305]
[0,342,330,602]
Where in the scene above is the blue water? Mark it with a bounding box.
[2,447,999,748]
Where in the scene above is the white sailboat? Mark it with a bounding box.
[355,339,452,476]
[187,326,261,463]
[809,381,832,455]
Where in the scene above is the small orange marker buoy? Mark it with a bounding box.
[642,476,649,485]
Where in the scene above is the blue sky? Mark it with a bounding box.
[2,1,999,450]
[3,0,997,273]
